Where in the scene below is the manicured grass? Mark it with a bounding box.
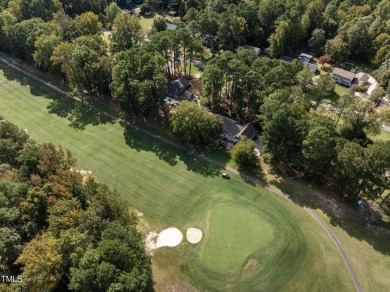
[334,84,349,97]
[202,205,274,272]
[0,61,355,291]
[323,85,349,105]
[315,210,390,291]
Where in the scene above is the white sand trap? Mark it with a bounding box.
[156,227,183,248]
[186,228,202,244]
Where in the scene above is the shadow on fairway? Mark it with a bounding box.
[1,62,113,130]
[46,96,113,130]
[270,173,390,256]
[123,126,221,177]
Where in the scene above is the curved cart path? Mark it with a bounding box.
[0,56,363,292]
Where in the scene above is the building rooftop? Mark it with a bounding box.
[167,78,190,99]
[304,63,318,73]
[333,68,356,81]
[243,45,261,55]
[279,56,295,62]
[219,116,257,140]
[299,53,313,59]
[166,23,178,30]
[356,72,369,83]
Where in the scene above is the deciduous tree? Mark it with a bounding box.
[231,137,258,168]
[110,13,142,53]
[170,101,223,147]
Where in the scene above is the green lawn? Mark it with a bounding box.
[316,210,390,291]
[0,61,355,291]
[323,85,349,105]
[334,84,349,97]
[202,205,274,272]
[180,62,200,75]
[139,15,154,31]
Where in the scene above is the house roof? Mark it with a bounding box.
[167,78,190,98]
[240,123,257,139]
[177,91,193,101]
[219,116,257,140]
[356,72,369,83]
[243,45,261,54]
[279,56,295,62]
[177,77,189,89]
[167,83,181,98]
[299,53,313,59]
[299,56,311,64]
[166,23,178,30]
[220,116,242,138]
[332,68,356,81]
[304,62,318,73]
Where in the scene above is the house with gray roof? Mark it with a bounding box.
[166,23,178,31]
[219,115,257,143]
[166,78,192,101]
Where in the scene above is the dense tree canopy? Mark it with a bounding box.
[170,101,223,147]
[231,137,258,168]
[110,13,142,53]
[110,46,166,115]
[0,120,153,291]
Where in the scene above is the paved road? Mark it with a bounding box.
[0,56,363,292]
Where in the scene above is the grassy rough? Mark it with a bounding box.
[0,61,355,291]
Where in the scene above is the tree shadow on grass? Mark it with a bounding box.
[268,169,390,256]
[46,96,113,130]
[123,126,179,167]
[123,126,221,177]
[1,61,114,130]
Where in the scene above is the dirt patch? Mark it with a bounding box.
[70,168,92,183]
[243,259,259,274]
[145,231,158,253]
[135,209,144,217]
[159,280,201,292]
[189,79,202,96]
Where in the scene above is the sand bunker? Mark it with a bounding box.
[186,228,202,244]
[156,227,183,248]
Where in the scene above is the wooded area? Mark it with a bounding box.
[0,119,153,291]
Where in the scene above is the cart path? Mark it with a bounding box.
[0,56,363,292]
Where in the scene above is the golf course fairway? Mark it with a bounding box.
[0,61,355,291]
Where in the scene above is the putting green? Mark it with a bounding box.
[202,205,274,272]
